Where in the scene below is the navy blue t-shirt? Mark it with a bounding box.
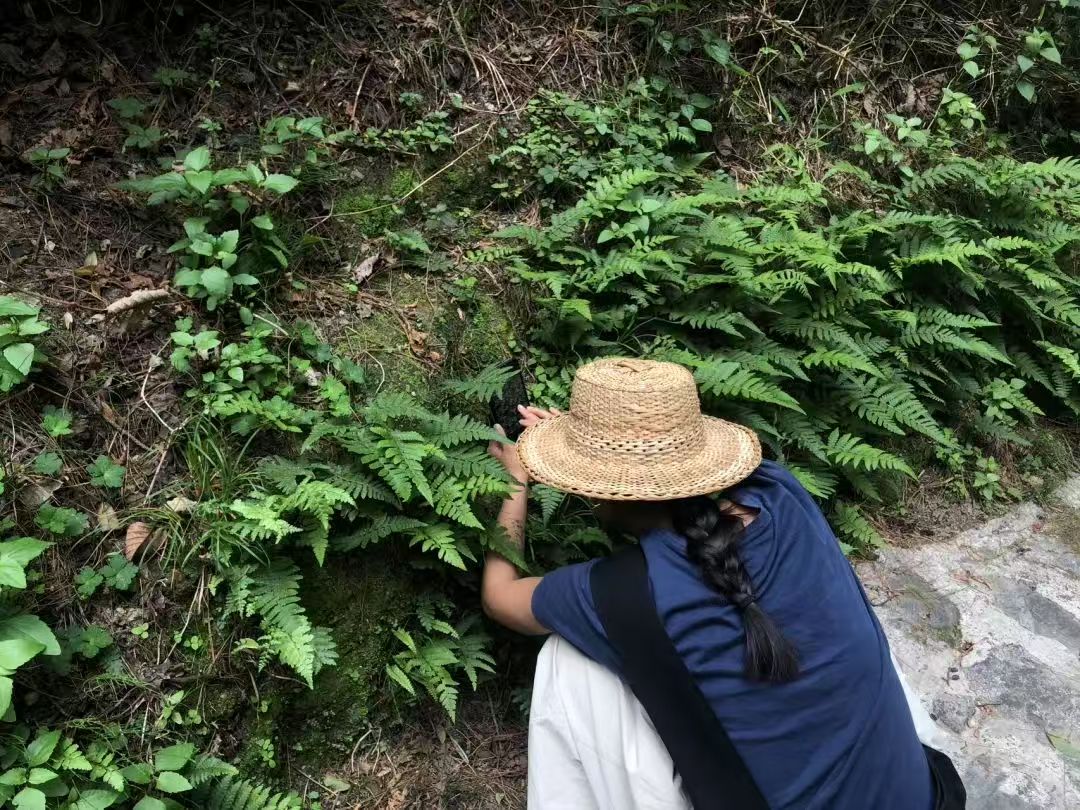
[532,460,933,810]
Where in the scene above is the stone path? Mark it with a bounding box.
[859,477,1080,809]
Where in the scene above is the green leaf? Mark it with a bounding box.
[0,768,27,785]
[386,664,415,695]
[154,771,193,794]
[3,344,35,375]
[0,639,44,674]
[132,799,167,810]
[690,118,712,132]
[26,769,55,785]
[12,787,45,810]
[962,60,981,78]
[120,763,153,786]
[0,297,39,317]
[1040,46,1062,64]
[262,173,299,194]
[0,615,60,656]
[41,406,73,438]
[251,215,273,230]
[31,453,63,476]
[0,677,11,718]
[183,146,210,172]
[106,97,147,118]
[70,789,119,809]
[1017,54,1035,72]
[199,267,232,296]
[26,730,61,767]
[86,456,126,489]
[1046,731,1080,759]
[1016,79,1036,102]
[153,743,195,773]
[185,171,213,194]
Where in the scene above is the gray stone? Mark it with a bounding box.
[931,693,976,734]
[857,475,1080,810]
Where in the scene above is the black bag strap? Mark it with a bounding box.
[590,545,770,810]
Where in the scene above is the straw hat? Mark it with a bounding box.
[517,358,761,501]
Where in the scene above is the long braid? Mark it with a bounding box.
[672,496,798,683]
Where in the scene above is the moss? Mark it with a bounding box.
[336,167,422,238]
[278,552,415,768]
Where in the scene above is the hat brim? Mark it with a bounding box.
[516,415,762,501]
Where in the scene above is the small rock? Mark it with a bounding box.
[932,693,976,733]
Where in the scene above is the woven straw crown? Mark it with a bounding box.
[517,358,761,500]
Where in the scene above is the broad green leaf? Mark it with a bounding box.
[690,118,712,132]
[0,639,44,674]
[153,743,195,773]
[962,60,980,78]
[183,146,210,172]
[1016,80,1036,102]
[120,763,153,785]
[26,769,55,785]
[0,615,61,656]
[185,171,213,194]
[0,677,11,717]
[0,538,50,567]
[1017,54,1035,72]
[262,173,299,194]
[133,799,167,810]
[12,787,45,810]
[0,768,27,785]
[199,267,232,296]
[70,788,119,809]
[154,771,193,793]
[1041,46,1062,64]
[3,344,35,375]
[251,215,273,230]
[0,560,28,589]
[25,730,61,767]
[0,297,39,317]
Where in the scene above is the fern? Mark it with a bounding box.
[229,559,324,687]
[444,362,517,403]
[198,776,302,810]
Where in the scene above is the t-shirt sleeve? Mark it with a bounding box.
[531,560,622,674]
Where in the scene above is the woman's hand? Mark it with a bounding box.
[516,404,563,429]
[487,405,564,485]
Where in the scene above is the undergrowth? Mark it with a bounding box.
[1,0,1079,806]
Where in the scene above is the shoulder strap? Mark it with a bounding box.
[590,545,770,810]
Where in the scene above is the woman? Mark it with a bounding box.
[482,358,955,809]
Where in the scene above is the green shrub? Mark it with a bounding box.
[477,151,1080,550]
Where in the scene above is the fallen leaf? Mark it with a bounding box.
[350,254,379,285]
[105,288,169,315]
[124,522,151,560]
[165,496,197,513]
[97,504,122,531]
[1047,731,1080,760]
[38,40,66,76]
[19,480,61,509]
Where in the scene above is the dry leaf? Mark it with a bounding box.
[97,504,122,531]
[105,288,170,315]
[124,522,151,560]
[165,496,197,513]
[351,254,379,285]
[19,480,60,509]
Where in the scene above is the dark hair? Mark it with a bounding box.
[670,496,799,683]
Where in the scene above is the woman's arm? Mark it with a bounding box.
[481,407,560,635]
